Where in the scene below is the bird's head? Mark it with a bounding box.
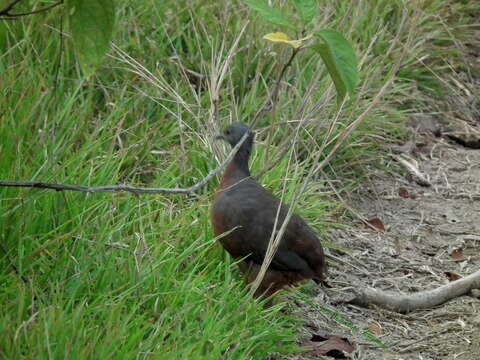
[215,123,254,148]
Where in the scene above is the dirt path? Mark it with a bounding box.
[297,58,480,359]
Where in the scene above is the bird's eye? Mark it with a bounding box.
[226,130,231,135]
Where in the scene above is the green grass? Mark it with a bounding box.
[1,0,478,358]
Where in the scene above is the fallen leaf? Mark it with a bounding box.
[365,218,386,232]
[305,335,355,358]
[368,323,383,335]
[444,271,462,281]
[398,187,417,199]
[451,248,466,262]
[398,187,409,198]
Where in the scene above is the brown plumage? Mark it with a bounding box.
[212,123,327,297]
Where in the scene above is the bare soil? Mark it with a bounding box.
[296,48,480,359]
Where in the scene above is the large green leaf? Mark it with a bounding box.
[293,0,317,25]
[314,29,358,102]
[67,0,115,75]
[244,0,295,30]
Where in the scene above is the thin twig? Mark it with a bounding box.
[0,132,249,196]
[253,47,301,126]
[0,0,63,19]
[0,22,285,197]
[0,0,22,15]
[271,48,300,113]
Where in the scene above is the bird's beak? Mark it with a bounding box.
[214,134,225,141]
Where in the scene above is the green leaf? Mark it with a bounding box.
[67,0,115,75]
[314,29,359,102]
[244,0,295,30]
[293,0,317,25]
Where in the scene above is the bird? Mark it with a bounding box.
[212,123,327,297]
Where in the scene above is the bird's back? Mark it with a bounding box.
[212,176,326,282]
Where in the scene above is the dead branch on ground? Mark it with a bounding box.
[347,269,480,313]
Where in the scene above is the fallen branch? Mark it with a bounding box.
[348,269,480,313]
[0,132,248,196]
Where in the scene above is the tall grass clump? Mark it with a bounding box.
[0,0,477,358]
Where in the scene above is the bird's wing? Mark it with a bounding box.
[251,246,312,273]
[242,205,316,274]
[217,180,324,276]
[283,217,326,278]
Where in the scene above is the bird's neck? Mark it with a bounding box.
[224,144,252,183]
[232,145,252,176]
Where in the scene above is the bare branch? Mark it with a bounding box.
[348,269,480,313]
[0,132,248,196]
[0,0,23,16]
[271,48,300,111]
[0,0,63,19]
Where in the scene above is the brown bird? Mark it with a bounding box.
[212,123,327,297]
